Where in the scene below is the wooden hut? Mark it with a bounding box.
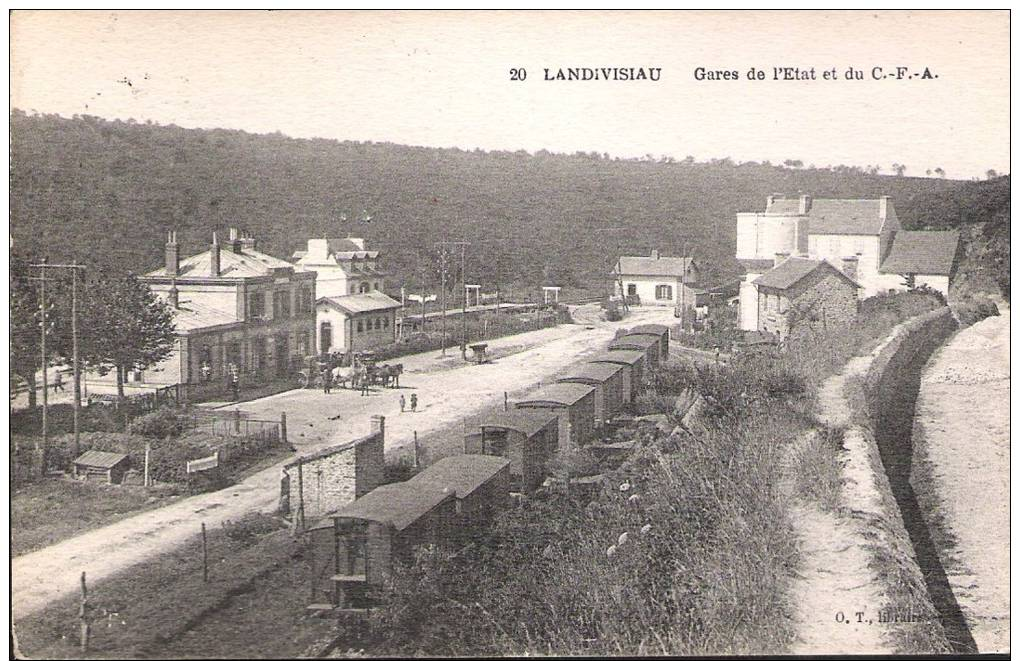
[464,409,560,492]
[588,349,646,403]
[556,362,626,426]
[627,324,670,359]
[515,382,596,449]
[73,450,130,484]
[306,455,510,612]
[609,333,661,367]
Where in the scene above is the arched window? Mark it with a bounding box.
[373,282,380,290]
[359,282,370,293]
[655,284,673,301]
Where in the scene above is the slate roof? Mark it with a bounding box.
[406,455,510,499]
[610,334,660,350]
[169,299,240,333]
[74,450,129,469]
[318,291,402,315]
[879,231,960,276]
[614,256,695,277]
[765,197,893,235]
[629,324,669,336]
[145,246,295,279]
[465,410,560,438]
[753,258,861,292]
[517,382,595,407]
[558,361,626,384]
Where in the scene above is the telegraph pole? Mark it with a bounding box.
[435,240,470,358]
[438,245,448,357]
[593,228,628,313]
[31,260,88,463]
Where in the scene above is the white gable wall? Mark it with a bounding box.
[808,234,904,297]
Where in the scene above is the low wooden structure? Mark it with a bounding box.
[515,382,596,449]
[464,409,560,492]
[587,349,646,403]
[73,450,130,484]
[556,362,626,427]
[305,455,510,612]
[627,324,670,359]
[609,332,662,367]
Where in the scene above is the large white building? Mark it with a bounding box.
[737,195,960,331]
[292,237,387,298]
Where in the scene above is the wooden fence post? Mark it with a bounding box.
[234,408,241,433]
[201,522,209,582]
[413,431,420,469]
[79,571,90,653]
[504,391,509,412]
[280,412,288,444]
[144,443,151,487]
[296,459,306,534]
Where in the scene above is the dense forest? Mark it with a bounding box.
[9,111,1003,295]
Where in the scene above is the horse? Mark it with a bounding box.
[331,366,357,389]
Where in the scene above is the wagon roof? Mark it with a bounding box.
[331,482,453,531]
[557,362,625,384]
[516,382,595,407]
[74,450,129,469]
[587,349,646,365]
[628,324,670,336]
[408,455,510,500]
[466,409,560,438]
[610,334,660,349]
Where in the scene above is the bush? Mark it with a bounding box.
[222,512,284,547]
[129,406,187,439]
[953,296,999,327]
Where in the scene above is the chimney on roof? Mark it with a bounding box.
[168,280,179,309]
[650,249,659,260]
[210,232,221,276]
[165,230,180,276]
[239,230,257,251]
[799,194,812,215]
[841,255,859,281]
[879,196,890,221]
[227,227,244,254]
[774,251,790,267]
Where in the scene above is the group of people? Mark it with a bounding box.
[399,393,418,413]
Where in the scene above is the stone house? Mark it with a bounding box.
[292,237,386,298]
[315,291,402,355]
[99,229,316,395]
[736,195,961,330]
[613,250,700,309]
[753,257,860,342]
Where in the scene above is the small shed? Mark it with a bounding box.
[305,455,510,610]
[587,349,646,403]
[611,332,662,366]
[515,382,596,449]
[627,324,670,359]
[464,409,560,492]
[556,362,626,426]
[73,450,130,484]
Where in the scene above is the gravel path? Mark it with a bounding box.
[913,310,1010,653]
[11,305,675,621]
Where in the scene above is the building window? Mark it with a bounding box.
[383,317,389,329]
[273,290,292,318]
[627,284,637,296]
[247,291,266,321]
[253,337,267,374]
[373,282,380,291]
[655,284,673,301]
[357,320,364,332]
[374,318,381,330]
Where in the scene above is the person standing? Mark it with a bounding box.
[410,392,418,413]
[323,367,332,394]
[52,370,65,392]
[399,394,406,413]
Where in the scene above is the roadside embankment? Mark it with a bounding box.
[844,306,969,653]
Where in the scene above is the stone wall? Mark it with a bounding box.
[280,415,385,521]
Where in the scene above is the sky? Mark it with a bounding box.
[10,10,1010,179]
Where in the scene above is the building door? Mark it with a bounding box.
[275,334,289,376]
[627,283,637,296]
[320,322,332,354]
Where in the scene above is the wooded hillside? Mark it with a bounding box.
[10,111,992,294]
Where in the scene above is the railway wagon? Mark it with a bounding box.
[306,455,510,611]
[609,332,662,367]
[588,349,646,403]
[556,361,626,426]
[515,382,596,449]
[464,409,560,492]
[626,324,670,359]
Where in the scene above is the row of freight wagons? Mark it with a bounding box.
[304,324,670,611]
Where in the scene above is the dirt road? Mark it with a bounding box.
[11,305,675,621]
[913,310,1010,653]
